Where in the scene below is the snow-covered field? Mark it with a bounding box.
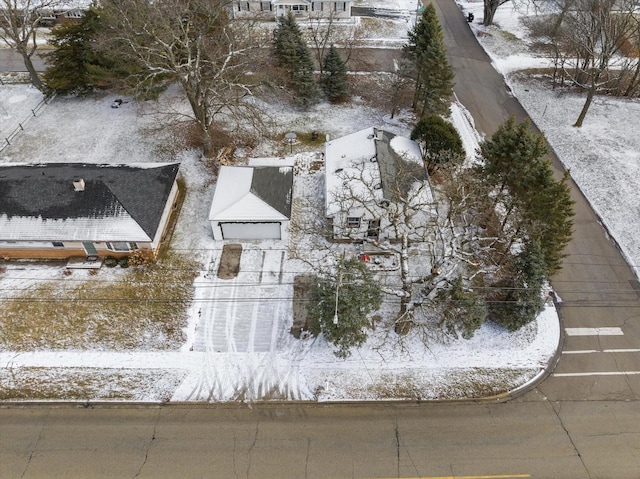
[4,0,637,402]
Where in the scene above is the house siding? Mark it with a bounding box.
[0,241,154,260]
[150,181,180,253]
[230,0,352,18]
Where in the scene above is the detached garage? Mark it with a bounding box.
[209,166,293,241]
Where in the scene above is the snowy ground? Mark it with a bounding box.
[4,0,636,402]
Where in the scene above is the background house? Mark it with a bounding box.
[0,163,180,259]
[209,165,293,241]
[228,0,352,19]
[324,127,426,241]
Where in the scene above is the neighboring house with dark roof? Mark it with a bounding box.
[209,165,293,241]
[0,163,180,259]
[324,127,427,241]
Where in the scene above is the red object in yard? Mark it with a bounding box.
[360,254,371,262]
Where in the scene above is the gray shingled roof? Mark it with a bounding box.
[250,167,293,218]
[374,129,428,203]
[0,163,180,240]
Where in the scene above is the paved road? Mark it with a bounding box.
[435,0,640,403]
[2,401,640,478]
[0,49,48,73]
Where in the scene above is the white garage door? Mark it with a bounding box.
[221,222,281,240]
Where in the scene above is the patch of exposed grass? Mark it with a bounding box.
[367,368,534,400]
[0,252,200,351]
[0,368,186,401]
[499,30,520,42]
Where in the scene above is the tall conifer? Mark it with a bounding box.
[321,44,348,102]
[403,4,454,116]
[273,12,320,107]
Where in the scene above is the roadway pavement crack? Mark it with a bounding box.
[551,402,593,479]
[20,409,48,479]
[133,409,160,479]
[395,423,401,478]
[245,419,259,479]
[233,437,239,479]
[304,437,311,479]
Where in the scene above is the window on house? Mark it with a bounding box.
[347,217,361,228]
[238,1,249,11]
[312,1,323,11]
[107,242,131,252]
[129,242,139,250]
[260,1,271,11]
[52,241,64,247]
[367,219,380,238]
[335,2,346,11]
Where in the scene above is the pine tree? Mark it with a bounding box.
[524,170,575,276]
[321,44,348,103]
[43,7,135,96]
[308,257,382,358]
[403,4,455,116]
[489,239,547,331]
[479,117,575,277]
[273,12,320,108]
[435,276,487,339]
[480,117,548,199]
[43,9,108,95]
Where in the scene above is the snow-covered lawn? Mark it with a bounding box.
[4,0,637,402]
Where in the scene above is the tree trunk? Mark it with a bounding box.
[16,47,44,91]
[202,129,215,158]
[483,0,497,26]
[623,60,640,97]
[574,82,597,127]
[395,234,412,335]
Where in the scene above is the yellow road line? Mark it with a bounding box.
[380,475,530,479]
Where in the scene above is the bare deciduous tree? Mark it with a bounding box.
[305,10,364,74]
[291,154,499,337]
[528,0,637,125]
[98,0,267,158]
[0,0,59,90]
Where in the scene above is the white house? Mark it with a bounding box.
[209,165,293,241]
[0,163,181,259]
[228,0,352,19]
[324,127,426,241]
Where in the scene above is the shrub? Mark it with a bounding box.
[411,114,464,173]
[118,256,129,268]
[128,250,154,267]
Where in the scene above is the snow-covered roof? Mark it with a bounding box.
[324,127,381,216]
[324,127,425,217]
[209,166,293,222]
[0,163,179,242]
[389,135,422,164]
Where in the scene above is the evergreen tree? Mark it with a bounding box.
[435,276,487,339]
[524,170,575,276]
[489,239,547,331]
[479,117,575,276]
[479,117,548,200]
[43,8,110,95]
[403,4,455,116]
[273,12,320,108]
[411,114,464,173]
[308,257,382,359]
[321,44,348,102]
[43,7,138,96]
